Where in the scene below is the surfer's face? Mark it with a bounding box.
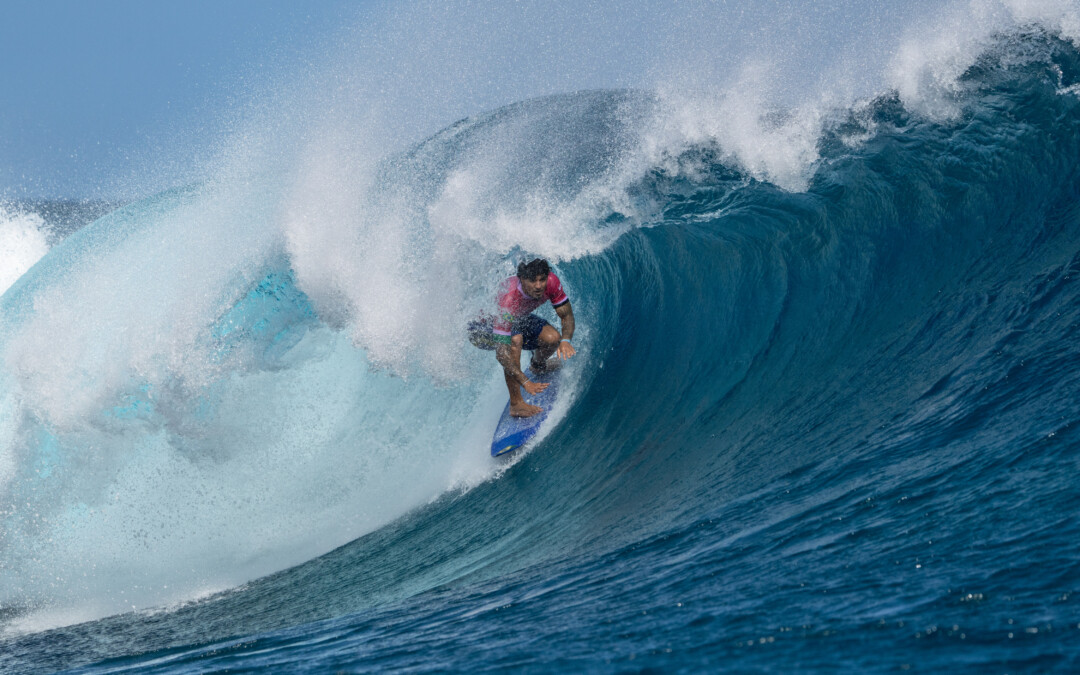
[522,274,548,299]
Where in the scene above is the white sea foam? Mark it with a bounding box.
[641,64,830,193]
[623,0,1080,190]
[0,183,510,630]
[0,111,515,631]
[889,0,1080,118]
[0,205,49,299]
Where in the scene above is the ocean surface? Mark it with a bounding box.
[3,11,1080,675]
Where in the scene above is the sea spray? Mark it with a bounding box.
[0,205,49,299]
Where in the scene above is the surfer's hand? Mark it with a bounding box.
[557,340,576,360]
[523,379,550,395]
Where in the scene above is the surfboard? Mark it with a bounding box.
[490,367,560,457]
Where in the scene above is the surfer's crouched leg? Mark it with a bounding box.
[504,335,543,418]
[529,325,562,373]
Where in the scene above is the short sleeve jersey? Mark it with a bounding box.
[492,274,569,344]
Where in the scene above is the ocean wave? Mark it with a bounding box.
[2,20,1080,674]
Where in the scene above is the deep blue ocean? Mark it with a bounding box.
[2,21,1080,675]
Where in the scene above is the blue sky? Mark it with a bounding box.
[0,0,365,199]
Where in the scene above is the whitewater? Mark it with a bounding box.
[3,1,1080,672]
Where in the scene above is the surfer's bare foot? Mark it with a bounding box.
[510,401,543,417]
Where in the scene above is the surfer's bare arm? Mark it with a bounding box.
[555,302,576,360]
[497,343,550,394]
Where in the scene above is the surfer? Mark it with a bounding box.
[468,258,576,417]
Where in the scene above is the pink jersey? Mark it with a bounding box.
[492,274,569,343]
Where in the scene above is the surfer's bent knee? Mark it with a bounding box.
[538,325,560,346]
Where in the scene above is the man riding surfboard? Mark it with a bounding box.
[468,258,576,417]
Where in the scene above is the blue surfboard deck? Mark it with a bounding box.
[490,367,560,457]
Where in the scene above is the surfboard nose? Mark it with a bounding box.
[490,368,560,456]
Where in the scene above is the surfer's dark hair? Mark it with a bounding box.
[517,258,551,280]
